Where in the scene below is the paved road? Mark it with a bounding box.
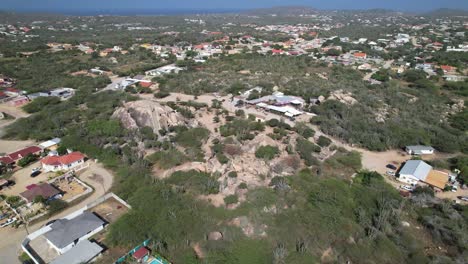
[0,161,114,263]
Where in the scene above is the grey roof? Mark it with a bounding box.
[44,212,105,249]
[50,240,103,264]
[399,160,432,181]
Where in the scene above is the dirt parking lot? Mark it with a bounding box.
[0,161,55,197]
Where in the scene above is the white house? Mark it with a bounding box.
[44,211,105,254]
[40,152,85,172]
[405,145,435,155]
[398,160,432,185]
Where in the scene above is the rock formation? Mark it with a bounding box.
[112,100,195,133]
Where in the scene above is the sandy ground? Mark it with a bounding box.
[0,161,114,264]
[1,161,55,197]
[0,103,30,138]
[0,139,37,154]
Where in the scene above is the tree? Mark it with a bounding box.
[56,145,68,155]
[317,136,332,147]
[18,154,37,167]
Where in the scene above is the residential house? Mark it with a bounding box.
[41,152,85,172]
[39,138,61,151]
[398,160,432,186]
[19,183,61,205]
[133,247,150,263]
[398,160,449,189]
[443,75,467,82]
[44,211,106,254]
[50,240,103,264]
[353,52,367,60]
[9,96,29,107]
[405,145,435,155]
[0,146,42,165]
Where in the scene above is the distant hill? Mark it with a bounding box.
[244,6,318,16]
[423,8,468,17]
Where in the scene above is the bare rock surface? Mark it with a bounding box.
[113,100,194,133]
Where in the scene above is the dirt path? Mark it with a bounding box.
[0,161,114,263]
[0,103,30,138]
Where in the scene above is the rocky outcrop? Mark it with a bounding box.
[112,100,195,133]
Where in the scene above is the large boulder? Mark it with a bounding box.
[113,100,194,133]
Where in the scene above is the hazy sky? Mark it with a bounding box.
[2,0,468,12]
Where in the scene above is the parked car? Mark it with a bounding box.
[31,167,41,173]
[452,185,458,192]
[386,164,397,170]
[400,185,413,191]
[457,196,468,202]
[30,170,41,178]
[386,171,395,176]
[0,217,16,228]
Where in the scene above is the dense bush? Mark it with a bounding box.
[147,149,188,170]
[166,170,219,195]
[23,97,61,113]
[255,145,280,160]
[296,138,321,166]
[317,135,332,147]
[224,194,239,205]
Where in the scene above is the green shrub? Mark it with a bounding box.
[317,135,332,147]
[296,138,321,166]
[147,149,188,169]
[228,171,238,178]
[154,91,170,98]
[166,170,219,195]
[255,145,280,160]
[224,194,239,205]
[18,154,37,167]
[238,182,248,189]
[217,153,229,164]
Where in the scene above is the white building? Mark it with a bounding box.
[398,160,432,186]
[405,145,435,155]
[40,152,85,172]
[44,211,105,254]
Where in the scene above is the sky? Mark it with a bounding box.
[1,0,468,13]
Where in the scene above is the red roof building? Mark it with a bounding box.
[272,49,283,54]
[20,183,61,203]
[353,52,367,59]
[0,156,14,165]
[41,152,85,172]
[139,81,152,88]
[133,247,149,260]
[6,146,42,162]
[440,65,456,72]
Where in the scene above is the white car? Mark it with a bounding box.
[452,185,458,192]
[400,185,413,191]
[31,167,41,173]
[0,217,17,228]
[386,171,395,176]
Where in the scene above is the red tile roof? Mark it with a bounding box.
[353,52,367,58]
[8,146,41,161]
[440,65,455,71]
[20,183,60,203]
[0,156,14,165]
[133,247,149,260]
[139,82,152,88]
[41,152,85,166]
